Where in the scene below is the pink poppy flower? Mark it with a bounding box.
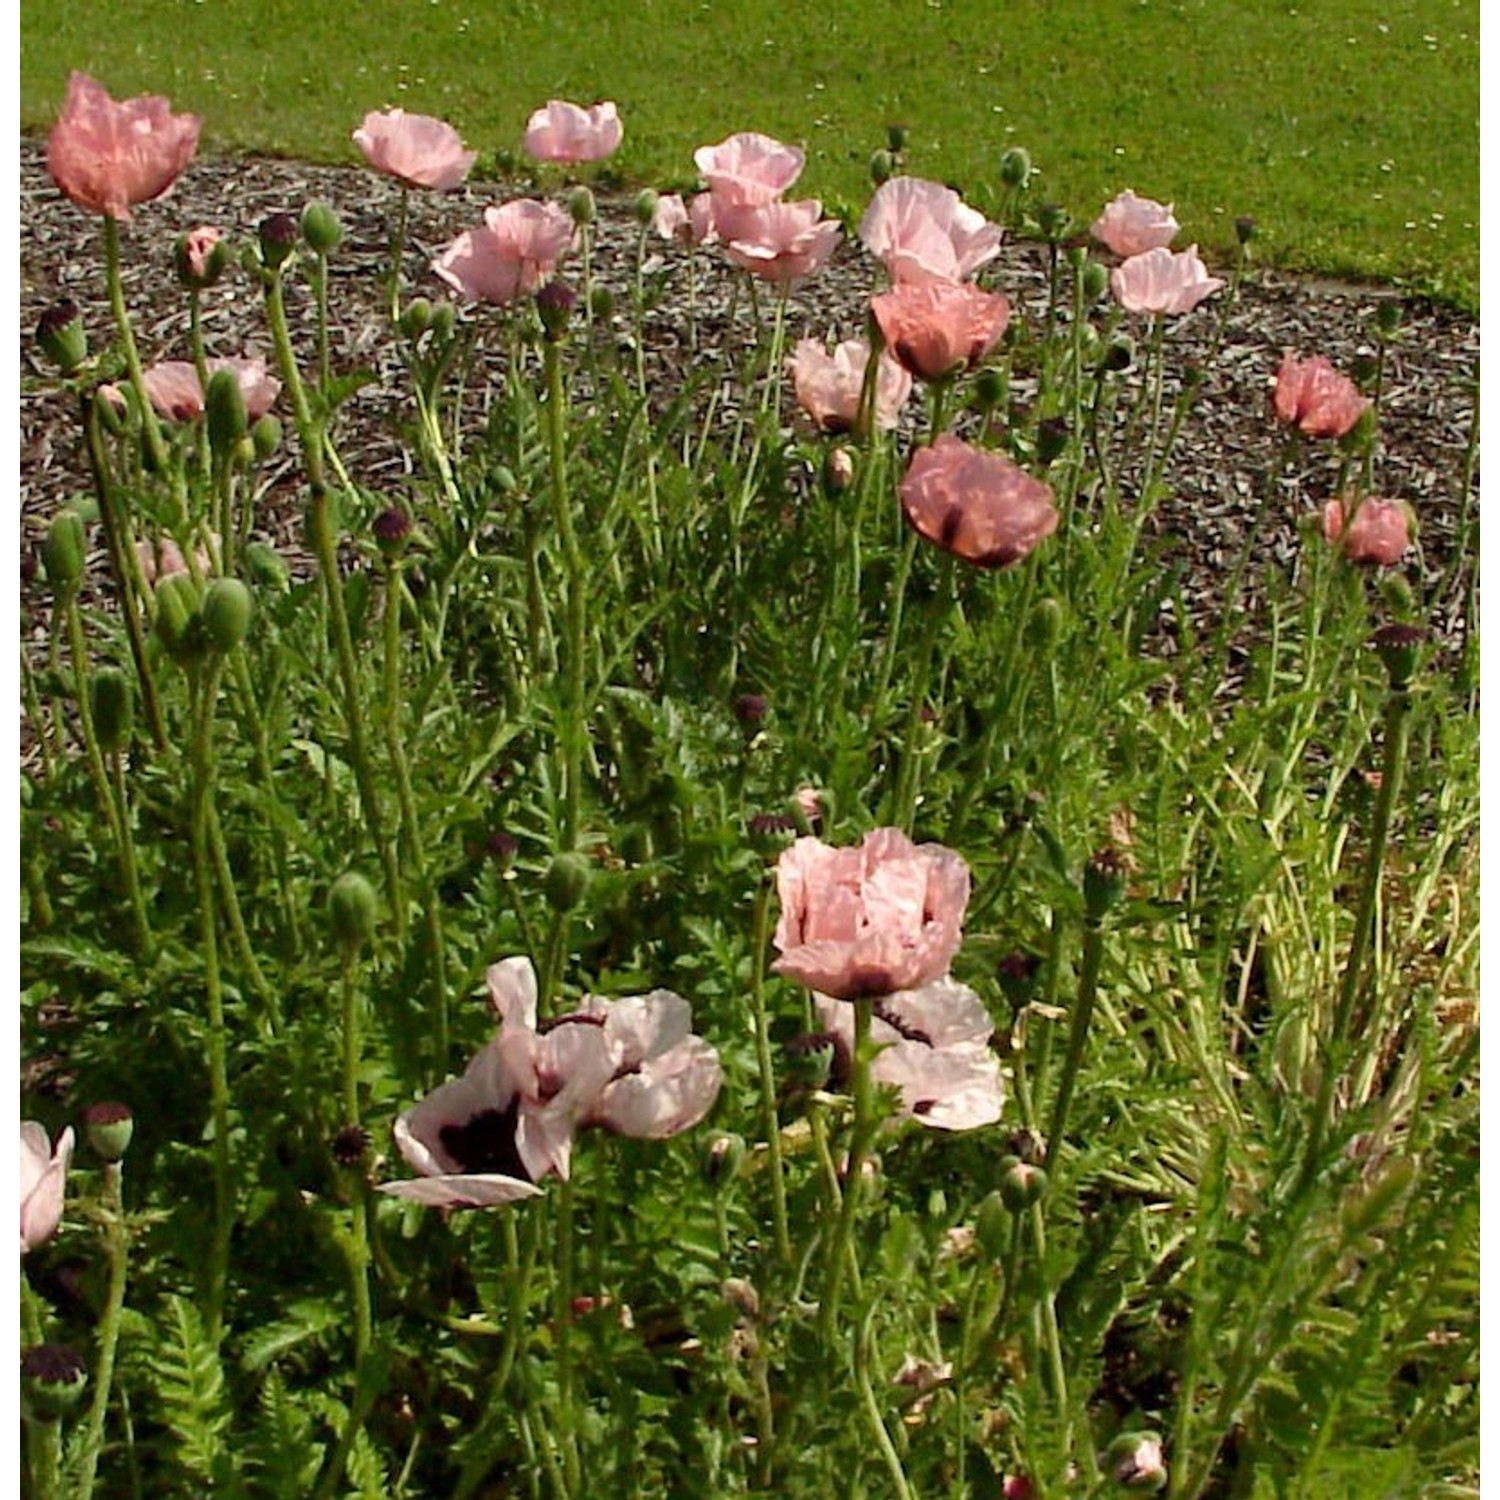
[788,337,911,434]
[815,978,1003,1129]
[433,199,576,305]
[179,225,223,282]
[46,72,201,221]
[772,828,971,1001]
[1110,245,1223,315]
[524,99,623,165]
[353,108,476,191]
[653,192,718,247]
[721,200,842,284]
[870,282,1011,382]
[1090,190,1180,258]
[135,533,218,585]
[21,1122,74,1254]
[694,131,805,207]
[859,176,1004,286]
[900,433,1059,568]
[139,358,281,424]
[1274,352,1370,439]
[1322,496,1411,566]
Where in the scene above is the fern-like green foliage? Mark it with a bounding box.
[149,1295,235,1491]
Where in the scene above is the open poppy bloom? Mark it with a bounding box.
[21,1122,74,1253]
[721,199,842,283]
[1322,496,1411,566]
[694,131,805,207]
[859,176,1004,286]
[789,337,911,433]
[46,72,201,220]
[870,282,1011,382]
[899,433,1058,568]
[653,192,718,247]
[1110,245,1223,315]
[524,100,623,164]
[773,828,971,1001]
[1090,190,1179,258]
[1274,352,1370,439]
[353,109,476,191]
[140,358,280,423]
[433,199,576,305]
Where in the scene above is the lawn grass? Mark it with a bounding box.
[19,0,1479,307]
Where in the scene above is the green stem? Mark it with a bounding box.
[818,997,875,1342]
[61,591,124,851]
[1044,913,1106,1173]
[102,216,170,476]
[749,877,793,1271]
[339,949,374,1366]
[108,748,154,962]
[855,1302,915,1500]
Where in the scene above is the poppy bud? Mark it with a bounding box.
[247,412,280,463]
[90,668,133,753]
[1036,202,1071,241]
[997,951,1042,1009]
[329,871,379,951]
[1234,215,1256,245]
[301,201,343,255]
[589,284,615,321]
[429,301,457,340]
[733,692,769,728]
[1378,573,1415,619]
[1375,300,1402,338]
[83,1101,134,1163]
[258,212,301,269]
[1105,1431,1168,1491]
[201,578,254,652]
[998,146,1032,190]
[1081,260,1110,302]
[204,368,248,460]
[400,297,433,339]
[174,225,230,289]
[997,1154,1048,1211]
[21,1345,88,1421]
[1100,337,1135,374]
[824,446,856,494]
[153,573,204,664]
[543,850,592,912]
[1027,596,1064,650]
[567,185,596,227]
[869,148,895,186]
[702,1132,746,1187]
[36,300,88,374]
[886,122,908,154]
[42,510,86,591]
[536,281,576,342]
[633,188,660,228]
[975,1189,1009,1259]
[373,507,414,558]
[243,541,290,592]
[1035,416,1069,467]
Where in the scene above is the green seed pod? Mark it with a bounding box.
[997,1154,1049,1211]
[243,541,290,592]
[200,577,254,652]
[204,367,248,460]
[543,850,593,912]
[35,300,88,374]
[1371,622,1424,690]
[998,146,1033,190]
[869,148,895,186]
[567,185,597,227]
[153,573,204,665]
[21,1345,89,1421]
[301,200,343,255]
[250,413,283,463]
[1083,848,1129,921]
[328,871,379,951]
[42,510,86,591]
[83,1101,134,1163]
[90,667,134,753]
[975,1189,1010,1260]
[633,188,660,228]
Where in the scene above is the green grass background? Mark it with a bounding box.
[21,0,1478,304]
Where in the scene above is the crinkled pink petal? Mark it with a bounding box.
[860,176,1003,285]
[524,100,623,164]
[1090,190,1179,258]
[353,108,476,190]
[694,131,805,206]
[1110,245,1223,316]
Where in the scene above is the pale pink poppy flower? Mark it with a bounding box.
[1110,245,1223,315]
[870,282,1011,382]
[135,533,218,585]
[1322,496,1411,566]
[571,991,723,1138]
[653,192,718,247]
[139,358,281,424]
[694,131,805,207]
[524,99,623,165]
[772,828,971,1000]
[1090,190,1180,258]
[46,72,201,221]
[815,978,1004,1130]
[859,176,1004,286]
[721,200,842,283]
[180,225,223,281]
[353,108,476,191]
[1274,352,1370,439]
[900,433,1058,568]
[788,337,911,434]
[433,199,576,305]
[21,1122,74,1254]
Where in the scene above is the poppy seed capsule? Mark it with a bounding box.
[90,668,134,753]
[543,850,592,912]
[201,578,253,652]
[42,510,86,590]
[328,871,379,951]
[21,1345,89,1420]
[301,200,343,254]
[36,299,88,374]
[83,1101,134,1163]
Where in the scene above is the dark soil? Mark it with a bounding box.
[19,137,1479,654]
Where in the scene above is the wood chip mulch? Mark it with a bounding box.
[19,138,1479,659]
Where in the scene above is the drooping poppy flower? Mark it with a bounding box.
[1322,496,1411,566]
[859,176,1004,286]
[772,828,971,1001]
[46,72,201,220]
[432,199,576,305]
[21,1123,74,1254]
[353,108,476,191]
[899,433,1058,568]
[1110,245,1223,315]
[1274,352,1370,439]
[524,99,623,165]
[1090,190,1179,258]
[788,337,911,433]
[870,282,1011,382]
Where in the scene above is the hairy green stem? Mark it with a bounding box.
[749,877,793,1271]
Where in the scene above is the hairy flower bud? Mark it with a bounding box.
[250,413,283,462]
[200,577,254,652]
[998,146,1033,190]
[543,850,592,911]
[328,871,379,951]
[1081,260,1110,302]
[633,187,660,228]
[204,366,248,460]
[301,200,343,254]
[997,1154,1049,1211]
[43,510,87,591]
[567,185,596,226]
[869,148,894,186]
[886,122,908,154]
[153,572,204,664]
[90,667,134,753]
[1035,202,1071,241]
[243,540,290,592]
[400,296,433,339]
[257,211,300,269]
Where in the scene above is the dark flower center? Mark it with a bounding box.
[439,1099,531,1181]
[872,1001,933,1047]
